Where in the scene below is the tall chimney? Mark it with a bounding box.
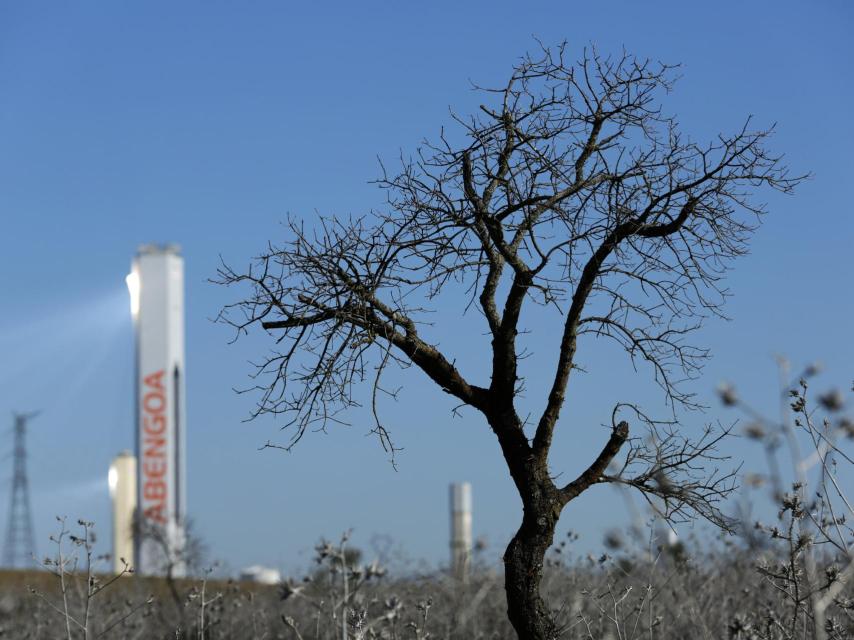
[449,482,472,581]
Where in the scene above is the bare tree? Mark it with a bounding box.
[216,44,803,639]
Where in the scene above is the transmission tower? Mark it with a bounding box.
[3,412,37,568]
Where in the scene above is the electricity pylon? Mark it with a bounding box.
[3,412,37,568]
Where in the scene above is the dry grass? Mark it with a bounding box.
[1,365,850,639]
[0,532,852,639]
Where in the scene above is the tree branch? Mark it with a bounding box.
[560,421,629,503]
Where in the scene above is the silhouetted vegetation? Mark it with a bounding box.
[216,41,805,638]
[1,365,850,639]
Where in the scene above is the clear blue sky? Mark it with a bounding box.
[1,1,852,574]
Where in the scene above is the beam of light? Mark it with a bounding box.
[0,286,133,421]
[126,270,140,317]
[35,475,110,501]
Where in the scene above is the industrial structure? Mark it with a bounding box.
[127,244,187,577]
[116,244,475,580]
[2,413,37,568]
[108,450,137,574]
[449,482,472,581]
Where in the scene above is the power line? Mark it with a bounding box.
[3,412,37,568]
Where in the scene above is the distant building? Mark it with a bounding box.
[127,244,187,577]
[450,482,472,581]
[108,451,137,575]
[240,565,282,585]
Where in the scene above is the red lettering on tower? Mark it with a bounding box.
[141,369,167,524]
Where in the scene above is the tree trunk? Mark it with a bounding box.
[504,503,559,640]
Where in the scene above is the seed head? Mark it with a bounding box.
[717,383,738,407]
[818,389,845,412]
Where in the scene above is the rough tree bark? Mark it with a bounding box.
[216,43,802,639]
[497,412,628,639]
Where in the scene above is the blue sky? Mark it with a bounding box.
[1,1,852,574]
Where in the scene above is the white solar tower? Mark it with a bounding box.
[108,451,137,575]
[449,482,472,581]
[127,244,187,577]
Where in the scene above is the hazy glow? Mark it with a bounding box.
[125,270,140,316]
[108,465,118,498]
